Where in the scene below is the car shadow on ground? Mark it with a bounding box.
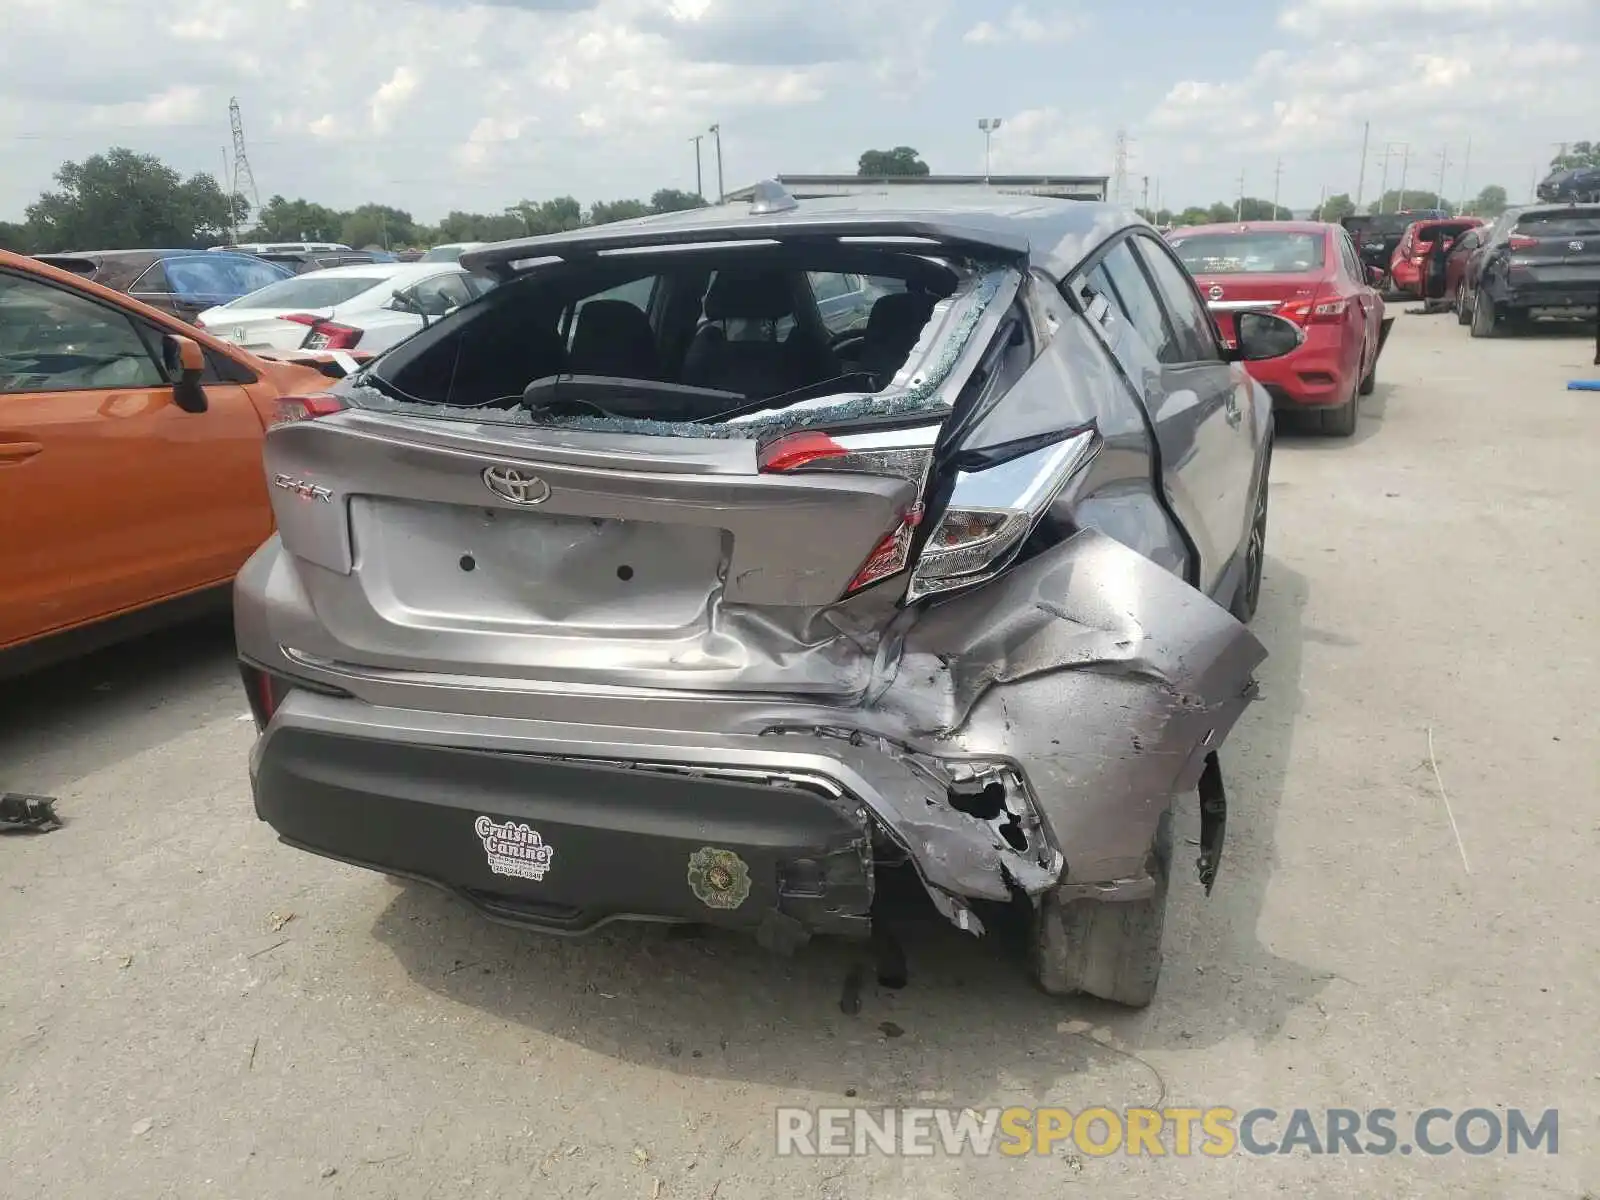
[0,616,239,795]
[1274,381,1393,450]
[368,555,1325,1107]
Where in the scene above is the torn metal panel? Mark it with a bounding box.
[871,529,1265,892]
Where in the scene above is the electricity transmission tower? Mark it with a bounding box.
[1111,129,1131,206]
[229,97,261,215]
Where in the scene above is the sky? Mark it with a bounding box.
[1,0,1597,223]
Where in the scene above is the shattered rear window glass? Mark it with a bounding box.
[347,267,1014,440]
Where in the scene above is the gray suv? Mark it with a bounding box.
[236,185,1292,1007]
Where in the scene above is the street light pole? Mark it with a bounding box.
[689,134,704,200]
[977,118,1002,183]
[709,124,724,203]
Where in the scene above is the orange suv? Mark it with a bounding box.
[0,249,341,674]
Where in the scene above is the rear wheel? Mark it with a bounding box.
[1470,289,1499,338]
[1318,375,1360,437]
[1031,811,1172,1009]
[1455,286,1472,325]
[1230,439,1271,624]
[1358,338,1377,396]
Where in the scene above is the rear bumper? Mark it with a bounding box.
[239,528,1267,940]
[1492,279,1600,313]
[1247,325,1356,408]
[253,720,874,942]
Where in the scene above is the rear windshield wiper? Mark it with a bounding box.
[693,372,879,423]
[521,374,745,422]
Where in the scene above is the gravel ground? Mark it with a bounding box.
[2,308,1596,1199]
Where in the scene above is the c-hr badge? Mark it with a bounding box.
[687,846,751,910]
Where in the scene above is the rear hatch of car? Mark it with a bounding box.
[1504,208,1600,292]
[257,218,1029,698]
[198,273,386,352]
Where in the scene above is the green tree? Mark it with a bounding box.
[1206,202,1236,223]
[1366,190,1452,215]
[23,148,246,252]
[1550,141,1600,170]
[649,188,707,213]
[340,204,417,249]
[1173,206,1213,227]
[0,221,31,252]
[1238,198,1293,220]
[1314,193,1356,222]
[248,195,345,242]
[507,197,583,237]
[588,199,652,225]
[857,147,930,177]
[1462,184,1508,218]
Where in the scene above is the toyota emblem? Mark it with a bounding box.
[483,465,551,505]
[1208,284,1224,301]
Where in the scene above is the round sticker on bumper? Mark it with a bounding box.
[687,846,751,910]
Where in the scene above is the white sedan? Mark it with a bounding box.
[196,262,490,355]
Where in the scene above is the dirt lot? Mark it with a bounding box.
[2,309,1596,1200]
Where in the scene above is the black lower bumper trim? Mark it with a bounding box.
[255,728,874,939]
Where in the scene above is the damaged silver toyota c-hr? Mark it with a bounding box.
[235,183,1296,1007]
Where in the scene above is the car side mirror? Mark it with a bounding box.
[1228,311,1305,363]
[162,333,208,413]
[1367,266,1385,286]
[390,288,417,313]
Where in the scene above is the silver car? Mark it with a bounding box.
[236,184,1295,1007]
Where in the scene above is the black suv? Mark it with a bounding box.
[1462,204,1600,337]
[1537,167,1600,204]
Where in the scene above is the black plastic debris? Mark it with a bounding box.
[0,794,62,834]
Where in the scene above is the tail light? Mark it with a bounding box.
[909,429,1100,602]
[1278,294,1349,325]
[760,424,941,596]
[846,504,924,593]
[758,425,939,483]
[272,392,347,426]
[1507,235,1539,251]
[239,662,287,731]
[281,312,364,351]
[239,660,353,731]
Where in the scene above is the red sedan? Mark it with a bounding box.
[1388,217,1485,296]
[1168,222,1391,436]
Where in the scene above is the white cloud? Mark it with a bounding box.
[368,66,419,133]
[88,86,206,128]
[1278,0,1578,34]
[1140,12,1600,210]
[964,6,1083,45]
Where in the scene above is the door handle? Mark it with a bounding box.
[0,440,43,463]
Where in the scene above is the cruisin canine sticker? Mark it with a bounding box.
[474,816,555,882]
[686,846,752,910]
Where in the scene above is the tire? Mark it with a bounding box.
[1358,339,1377,396]
[1031,811,1172,1008]
[1231,439,1271,624]
[1455,287,1472,325]
[1470,289,1499,338]
[1318,376,1360,437]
